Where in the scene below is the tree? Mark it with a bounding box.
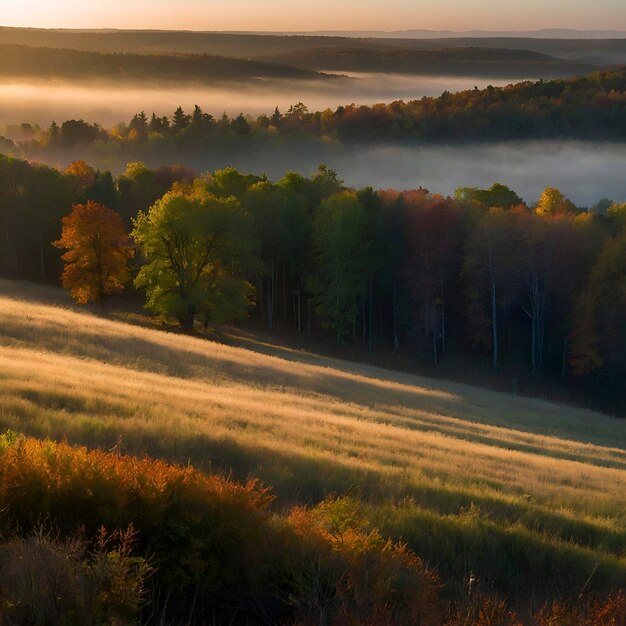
[570,233,626,376]
[53,201,132,307]
[307,191,369,342]
[116,162,162,227]
[535,187,577,216]
[455,183,522,209]
[405,195,464,365]
[463,208,518,369]
[569,232,626,412]
[132,183,258,332]
[171,107,191,133]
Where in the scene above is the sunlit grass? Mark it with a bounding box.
[0,278,625,600]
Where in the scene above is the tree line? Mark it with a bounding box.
[0,43,325,83]
[3,68,626,168]
[1,153,624,413]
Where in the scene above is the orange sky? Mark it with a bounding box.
[2,0,626,32]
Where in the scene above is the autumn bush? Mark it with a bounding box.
[281,497,441,626]
[0,527,150,626]
[0,433,440,624]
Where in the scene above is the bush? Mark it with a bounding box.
[0,435,440,624]
[0,527,150,626]
[281,497,441,626]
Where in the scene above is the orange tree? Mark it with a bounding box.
[54,201,133,307]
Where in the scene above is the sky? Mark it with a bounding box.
[2,0,626,32]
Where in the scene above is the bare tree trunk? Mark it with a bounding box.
[258,277,264,323]
[307,301,311,336]
[440,270,446,357]
[297,278,302,333]
[40,230,45,282]
[267,256,275,330]
[490,257,498,370]
[362,292,366,346]
[392,282,399,353]
[282,265,287,324]
[368,277,373,353]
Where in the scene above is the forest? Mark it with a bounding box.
[0,43,595,84]
[2,25,626,66]
[1,153,624,415]
[260,45,595,78]
[3,68,626,175]
[0,44,329,83]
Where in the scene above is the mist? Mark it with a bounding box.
[174,140,625,207]
[2,74,624,206]
[0,73,528,127]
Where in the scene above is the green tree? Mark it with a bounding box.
[132,183,258,332]
[308,191,369,342]
[116,162,162,227]
[455,183,522,209]
[570,233,626,376]
[171,106,191,133]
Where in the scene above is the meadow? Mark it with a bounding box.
[0,278,625,620]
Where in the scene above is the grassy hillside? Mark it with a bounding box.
[0,279,625,611]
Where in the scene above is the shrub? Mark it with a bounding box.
[0,527,150,626]
[281,497,441,626]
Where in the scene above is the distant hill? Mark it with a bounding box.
[0,44,331,83]
[261,45,598,78]
[258,28,626,40]
[2,26,626,67]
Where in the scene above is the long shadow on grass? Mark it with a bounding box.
[3,412,625,608]
[2,409,624,561]
[4,308,625,460]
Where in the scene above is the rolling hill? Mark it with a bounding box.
[0,278,625,610]
[2,26,626,66]
[0,44,331,83]
[260,45,597,78]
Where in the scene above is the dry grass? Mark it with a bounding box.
[0,278,625,601]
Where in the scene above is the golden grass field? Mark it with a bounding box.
[0,278,624,601]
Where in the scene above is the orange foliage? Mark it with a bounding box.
[65,159,96,187]
[54,201,133,304]
[533,591,626,626]
[0,433,273,535]
[285,498,441,626]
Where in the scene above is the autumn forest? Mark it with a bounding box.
[2,153,624,414]
[1,16,626,626]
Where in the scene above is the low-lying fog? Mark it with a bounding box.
[327,141,626,206]
[0,74,530,126]
[188,140,626,207]
[2,74,625,206]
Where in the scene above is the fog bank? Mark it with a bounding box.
[0,74,528,127]
[180,140,626,207]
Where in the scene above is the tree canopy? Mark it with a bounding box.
[53,201,132,306]
[132,181,258,332]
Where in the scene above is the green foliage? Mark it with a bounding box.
[455,183,522,208]
[308,191,369,341]
[132,181,258,331]
[569,233,626,411]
